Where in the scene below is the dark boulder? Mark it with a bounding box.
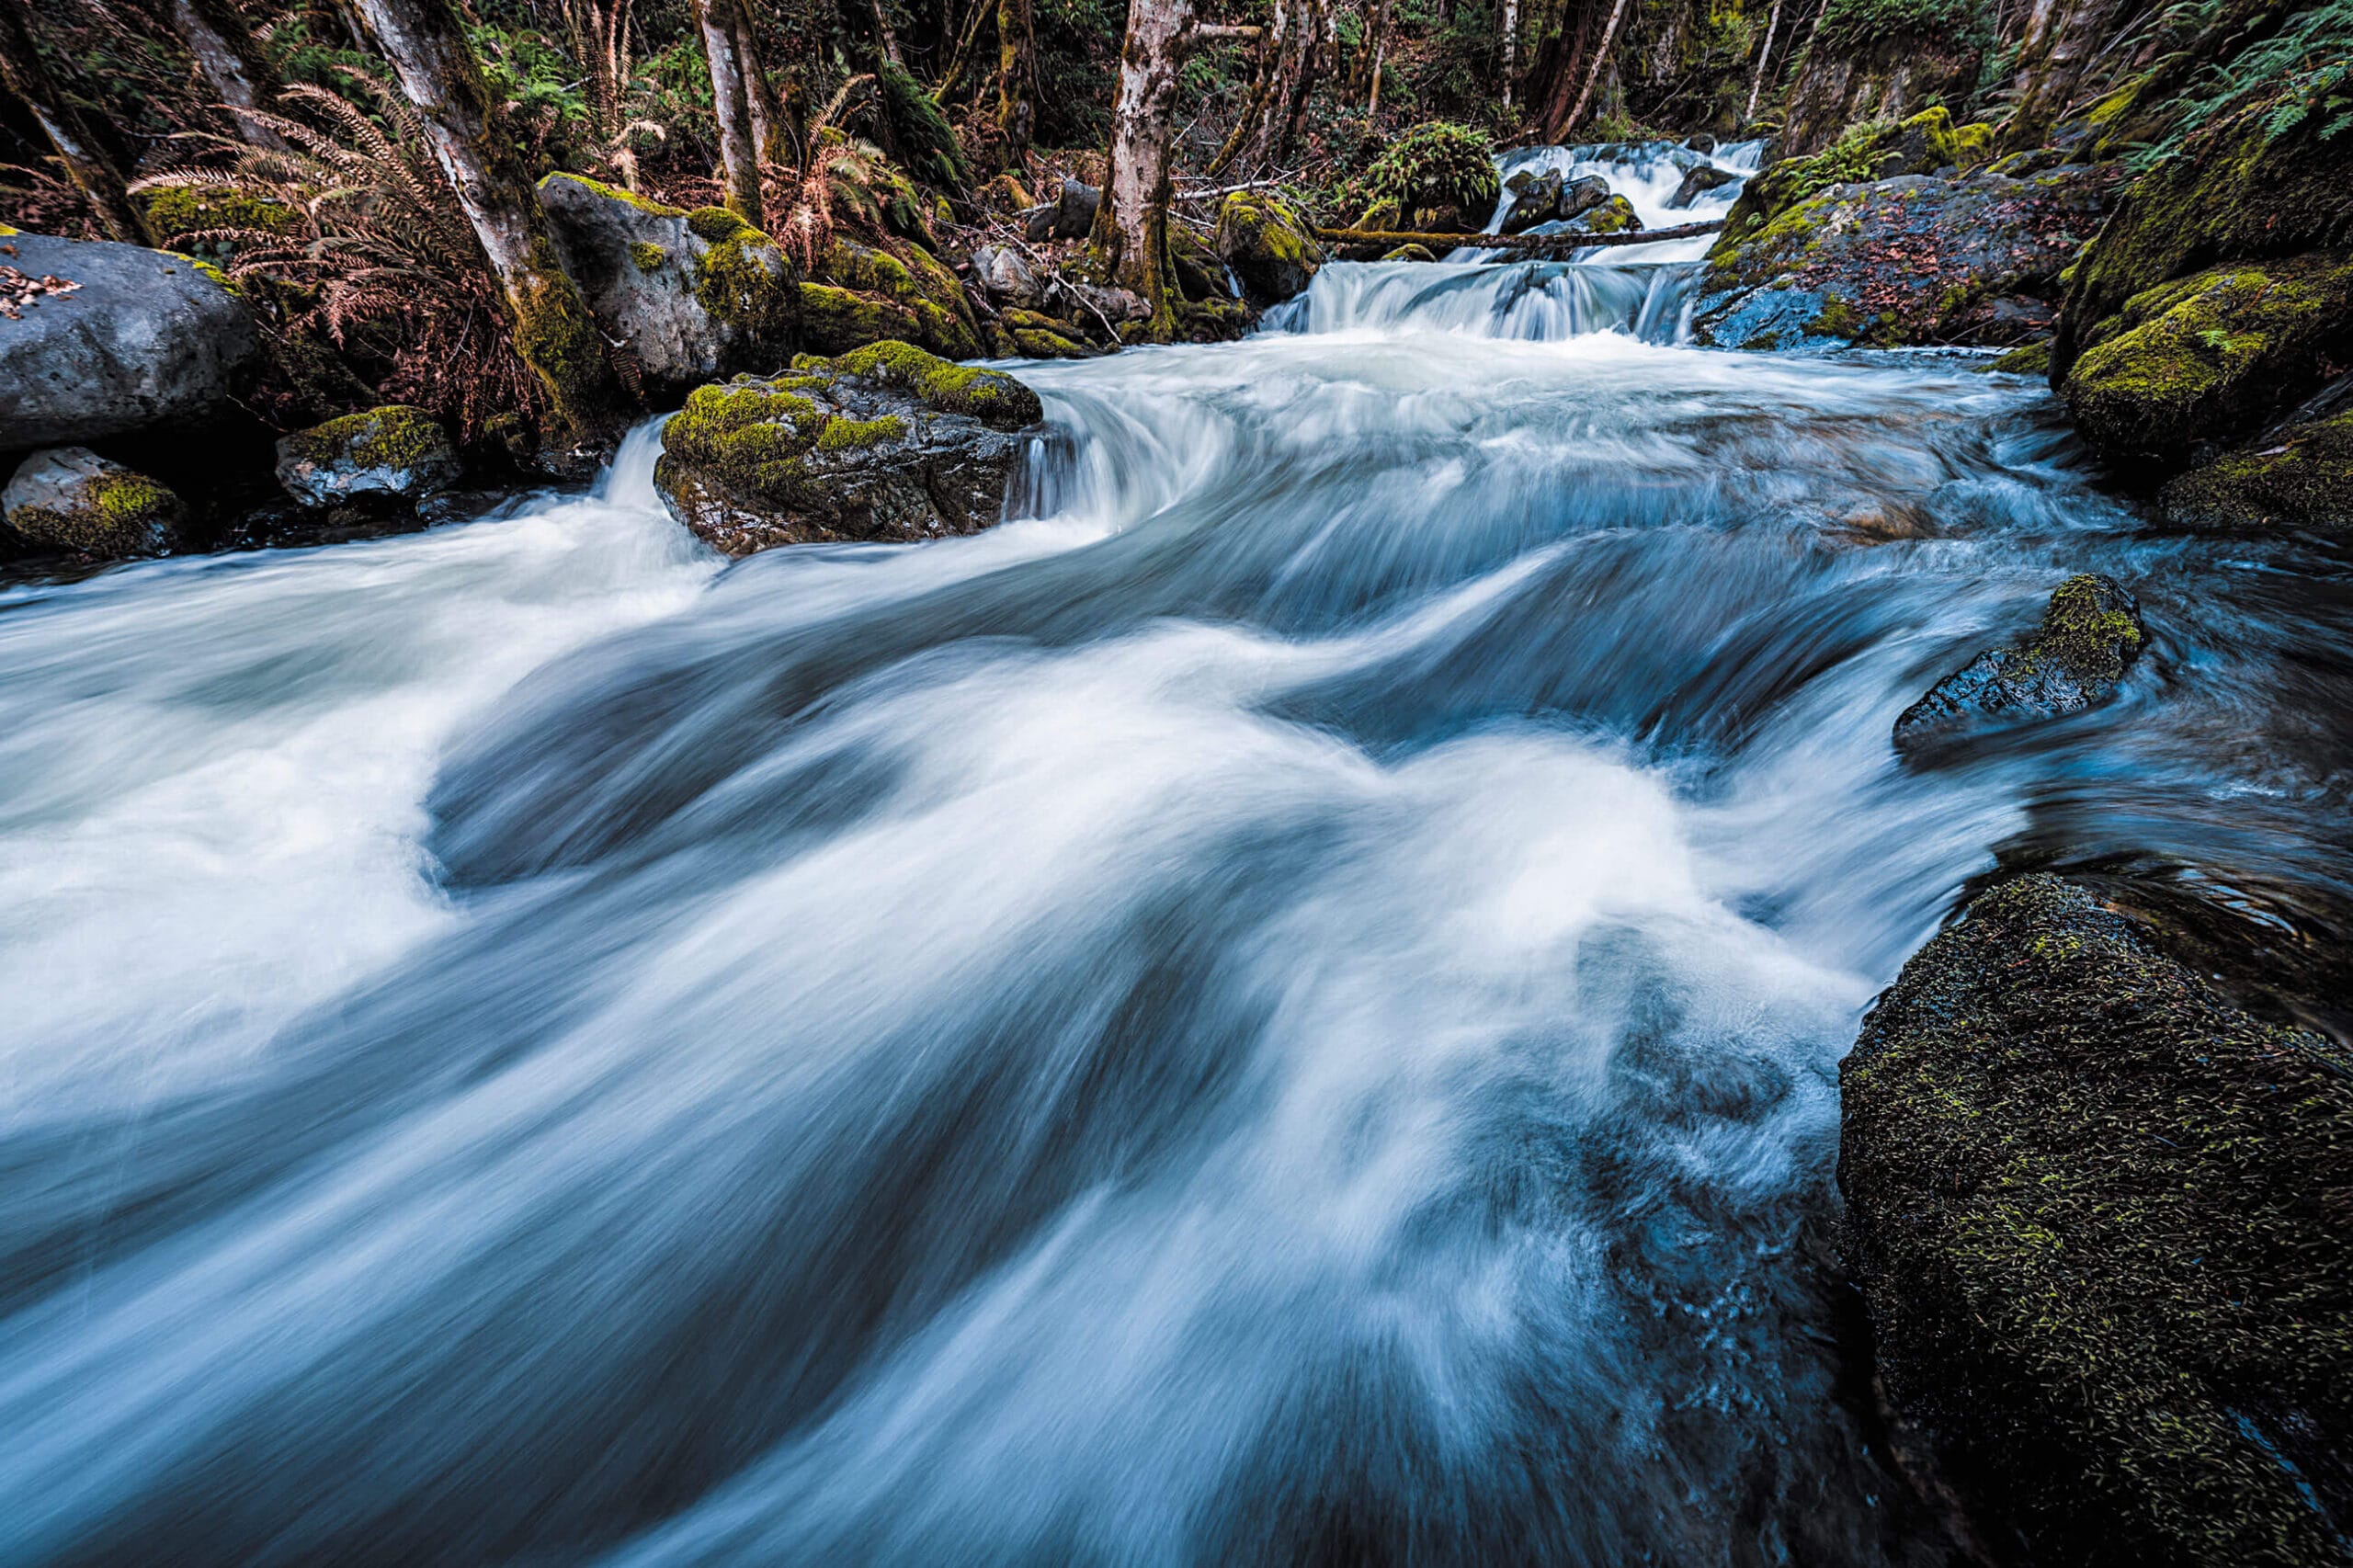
[1214,190,1324,305]
[1023,178,1101,244]
[2,445,186,558]
[1500,170,1564,234]
[2159,404,2353,534]
[0,231,259,454]
[275,405,462,510]
[537,175,800,405]
[653,341,1042,557]
[1684,132,1718,153]
[1665,164,1739,210]
[1841,873,2352,1566]
[1693,164,2122,353]
[1893,574,2143,755]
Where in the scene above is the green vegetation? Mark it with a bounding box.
[815,339,1044,426]
[1811,0,1991,53]
[282,404,452,472]
[2159,409,2353,530]
[1361,121,1500,228]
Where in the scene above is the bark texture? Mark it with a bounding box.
[0,5,153,244]
[995,0,1037,169]
[347,0,630,448]
[694,0,766,224]
[1088,0,1199,337]
[167,0,291,151]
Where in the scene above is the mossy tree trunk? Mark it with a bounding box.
[0,5,154,245]
[732,1,801,173]
[347,0,630,449]
[2005,0,2123,149]
[693,0,766,225]
[994,0,1036,169]
[167,0,291,152]
[1087,0,1200,339]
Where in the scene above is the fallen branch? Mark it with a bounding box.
[1172,176,1291,202]
[1312,220,1723,253]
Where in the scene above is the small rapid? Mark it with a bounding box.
[0,145,2346,1568]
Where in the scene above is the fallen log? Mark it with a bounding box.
[1312,220,1724,254]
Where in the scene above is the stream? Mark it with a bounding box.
[0,146,2347,1566]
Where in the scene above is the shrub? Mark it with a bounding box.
[1361,120,1499,224]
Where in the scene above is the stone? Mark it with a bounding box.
[1692,165,2123,353]
[0,232,259,454]
[1684,132,1718,153]
[274,404,462,509]
[2158,403,2353,533]
[652,340,1043,557]
[1841,873,2351,1564]
[2,445,185,557]
[1023,178,1100,243]
[1893,574,2143,755]
[1213,190,1324,306]
[803,237,986,361]
[1665,164,1739,210]
[968,244,1042,310]
[537,174,799,405]
[1499,169,1564,234]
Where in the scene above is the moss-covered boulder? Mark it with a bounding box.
[274,404,462,510]
[1893,574,2143,755]
[1694,164,2122,352]
[1779,2,1990,158]
[2059,251,2353,471]
[0,233,260,454]
[802,238,985,362]
[2158,405,2353,533]
[1841,873,2352,1565]
[652,341,1042,556]
[537,175,798,403]
[2,445,185,558]
[1214,190,1324,307]
[1715,108,2016,249]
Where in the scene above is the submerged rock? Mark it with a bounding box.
[1841,873,2352,1565]
[274,405,462,510]
[1893,574,2143,754]
[1665,164,1738,210]
[1693,164,2120,353]
[538,175,800,405]
[653,340,1042,556]
[2,445,186,557]
[1213,190,1324,305]
[0,232,259,453]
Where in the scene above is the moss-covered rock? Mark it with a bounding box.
[807,238,984,361]
[1,445,185,557]
[2158,406,2353,533]
[538,173,798,403]
[1893,573,2144,754]
[1379,244,1439,262]
[1715,108,2006,249]
[652,342,1041,555]
[274,404,462,509]
[1214,190,1324,306]
[1779,18,1990,158]
[1841,873,2352,1565]
[2060,251,2353,471]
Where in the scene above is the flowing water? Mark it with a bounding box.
[2,149,2348,1567]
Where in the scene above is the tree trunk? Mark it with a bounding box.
[1554,0,1629,136]
[0,5,153,244]
[168,0,292,151]
[1088,0,1199,338]
[1359,0,1392,110]
[933,0,995,102]
[692,0,765,225]
[1203,0,1321,177]
[347,0,630,449]
[1503,0,1518,116]
[994,0,1036,168]
[2005,0,2120,148]
[731,1,800,174]
[870,0,906,67]
[1532,0,1601,141]
[1743,0,1783,122]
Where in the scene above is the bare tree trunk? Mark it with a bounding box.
[0,5,153,244]
[1556,0,1628,136]
[168,0,292,151]
[1088,0,1200,338]
[870,0,906,67]
[995,0,1036,168]
[728,2,799,173]
[693,0,765,224]
[1361,0,1391,111]
[932,0,995,101]
[1743,0,1783,122]
[1503,0,1518,115]
[347,0,629,448]
[1203,0,1321,176]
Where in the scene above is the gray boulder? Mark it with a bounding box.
[0,232,259,453]
[1666,164,1739,210]
[2,445,186,557]
[275,404,462,509]
[653,340,1044,557]
[1213,190,1324,306]
[1893,574,2143,755]
[969,244,1042,310]
[1023,178,1101,244]
[537,175,799,404]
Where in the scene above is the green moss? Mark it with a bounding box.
[87,472,179,528]
[286,404,451,471]
[816,340,1043,427]
[813,413,907,452]
[1573,195,1642,235]
[5,464,182,556]
[2063,251,2353,463]
[165,251,238,294]
[798,282,910,354]
[1805,295,1864,337]
[510,236,622,439]
[1988,341,2052,375]
[813,240,982,359]
[630,241,666,273]
[2038,571,2144,679]
[1380,244,1438,262]
[686,206,749,244]
[660,381,824,501]
[537,172,686,218]
[138,185,296,244]
[0,222,17,237]
[691,228,799,350]
[2159,409,2353,531]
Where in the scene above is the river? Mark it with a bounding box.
[0,146,2347,1566]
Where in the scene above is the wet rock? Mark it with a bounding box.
[2158,404,2353,534]
[274,405,462,510]
[1558,175,1613,223]
[1684,133,1718,153]
[1213,190,1324,305]
[1665,164,1739,210]
[801,236,987,362]
[1692,164,2122,353]
[1500,170,1565,234]
[1841,872,2352,1565]
[1717,108,1995,244]
[1023,178,1101,243]
[1893,574,2143,755]
[0,232,259,453]
[1563,194,1643,236]
[2060,251,2353,472]
[2,445,186,558]
[538,175,799,405]
[652,340,1042,556]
